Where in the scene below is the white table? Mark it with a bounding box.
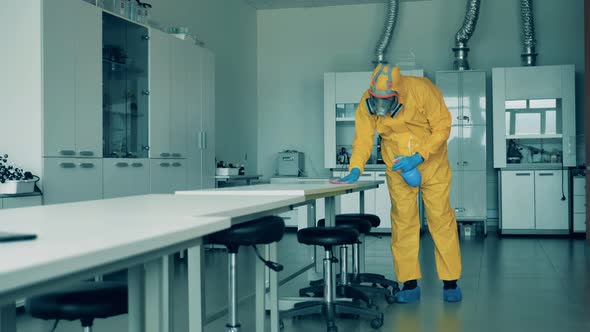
[0,194,305,332]
[177,181,383,332]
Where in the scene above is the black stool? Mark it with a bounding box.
[26,281,127,332]
[208,216,285,332]
[280,227,383,332]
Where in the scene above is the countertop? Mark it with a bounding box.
[503,163,568,171]
[0,191,42,199]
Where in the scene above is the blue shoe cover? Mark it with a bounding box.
[395,286,421,303]
[443,286,462,302]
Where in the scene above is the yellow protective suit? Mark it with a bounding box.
[349,65,462,283]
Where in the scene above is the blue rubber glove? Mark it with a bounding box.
[392,154,423,172]
[339,168,361,183]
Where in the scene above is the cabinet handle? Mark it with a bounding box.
[463,161,469,166]
[131,163,143,168]
[79,151,94,157]
[516,173,531,176]
[160,153,171,158]
[172,162,182,167]
[59,162,76,168]
[142,90,150,96]
[172,153,182,158]
[538,173,554,176]
[79,163,95,169]
[203,132,208,150]
[116,162,129,167]
[59,150,76,156]
[378,174,387,177]
[160,163,171,167]
[360,174,371,177]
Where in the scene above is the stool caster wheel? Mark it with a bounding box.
[385,291,396,304]
[371,316,384,329]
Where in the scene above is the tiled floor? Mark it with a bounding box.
[207,231,590,332]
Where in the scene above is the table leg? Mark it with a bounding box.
[269,242,280,332]
[187,241,206,332]
[255,245,265,332]
[0,303,16,332]
[128,266,145,332]
[306,201,320,277]
[359,191,366,273]
[144,255,174,332]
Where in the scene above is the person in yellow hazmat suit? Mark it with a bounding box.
[337,64,462,303]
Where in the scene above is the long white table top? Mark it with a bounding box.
[0,194,305,300]
[176,181,383,200]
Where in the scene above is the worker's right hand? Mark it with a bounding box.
[339,168,361,183]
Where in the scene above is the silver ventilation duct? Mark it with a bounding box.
[374,0,399,64]
[520,0,537,66]
[453,0,481,70]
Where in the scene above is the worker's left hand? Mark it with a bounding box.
[392,154,423,172]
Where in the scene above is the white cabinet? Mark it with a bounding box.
[572,176,586,233]
[1,196,42,209]
[150,159,187,194]
[500,170,569,233]
[436,71,487,222]
[201,49,216,189]
[500,171,535,230]
[149,29,172,159]
[169,37,190,159]
[103,159,150,199]
[43,158,103,205]
[332,171,374,214]
[43,0,102,158]
[492,65,576,168]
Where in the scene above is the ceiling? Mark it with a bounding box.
[243,0,426,10]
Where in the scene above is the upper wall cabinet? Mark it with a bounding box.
[102,13,149,158]
[44,0,102,158]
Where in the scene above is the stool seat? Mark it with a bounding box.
[317,218,372,234]
[208,216,285,252]
[298,227,359,247]
[26,281,127,323]
[337,214,381,228]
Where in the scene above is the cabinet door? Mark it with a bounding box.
[461,125,487,171]
[573,177,586,196]
[149,29,171,158]
[43,0,76,157]
[435,72,461,125]
[461,171,487,219]
[535,171,569,230]
[374,172,392,229]
[448,126,461,171]
[169,38,189,159]
[573,214,586,232]
[43,158,103,205]
[103,158,150,199]
[3,196,42,209]
[201,49,216,189]
[450,170,461,217]
[74,2,102,157]
[461,71,486,126]
[186,46,204,190]
[150,159,187,193]
[335,72,371,104]
[501,171,535,230]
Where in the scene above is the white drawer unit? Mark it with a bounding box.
[43,158,103,205]
[103,159,150,199]
[2,196,42,209]
[332,171,375,215]
[150,159,188,194]
[572,176,586,233]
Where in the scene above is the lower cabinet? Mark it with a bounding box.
[150,159,187,194]
[103,159,150,199]
[500,170,569,233]
[572,176,586,233]
[43,158,103,205]
[1,196,42,209]
[452,170,487,220]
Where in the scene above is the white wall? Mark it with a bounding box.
[257,0,584,217]
[150,0,258,173]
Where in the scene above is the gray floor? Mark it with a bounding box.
[207,230,590,332]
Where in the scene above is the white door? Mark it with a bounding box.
[448,126,461,171]
[461,171,487,219]
[335,72,371,104]
[573,214,586,233]
[461,71,486,126]
[460,125,487,171]
[43,158,103,205]
[534,171,569,230]
[103,159,150,199]
[374,172,392,230]
[43,0,76,157]
[450,170,462,217]
[150,159,187,193]
[74,1,102,158]
[201,49,216,189]
[435,72,461,126]
[169,38,189,159]
[186,46,204,190]
[149,29,171,158]
[501,171,535,230]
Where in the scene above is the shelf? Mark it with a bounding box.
[506,134,562,140]
[336,118,355,122]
